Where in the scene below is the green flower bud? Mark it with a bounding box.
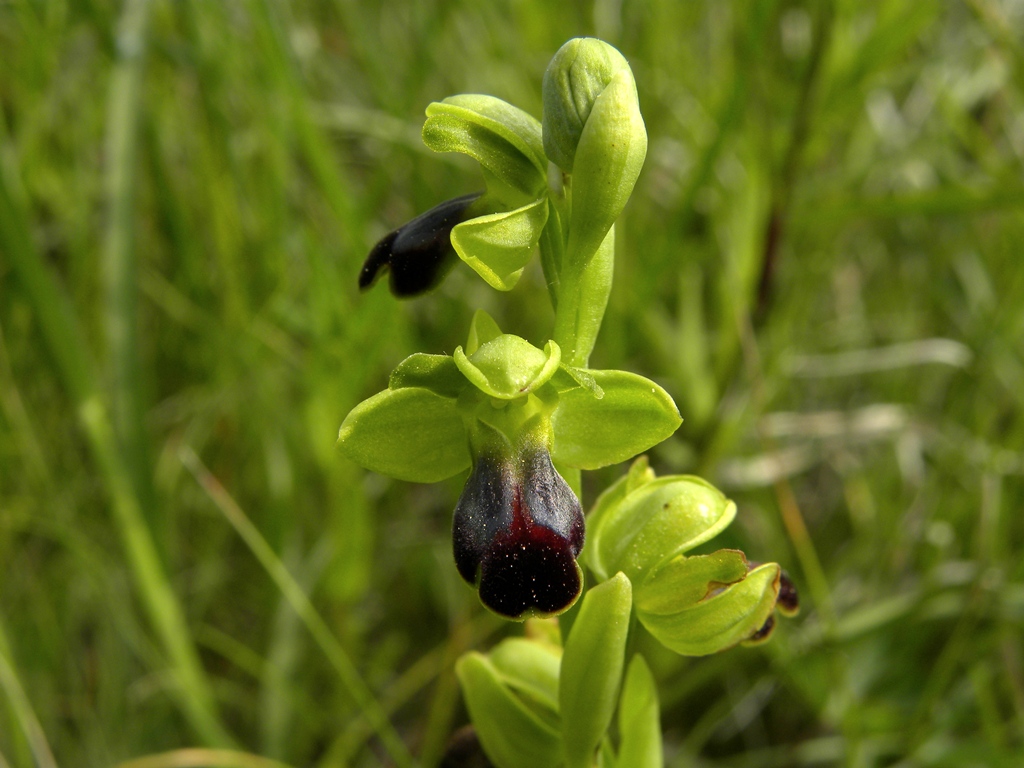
[636,554,782,657]
[543,38,647,271]
[586,471,735,585]
[542,38,632,173]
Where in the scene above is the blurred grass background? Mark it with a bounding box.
[2,0,1024,766]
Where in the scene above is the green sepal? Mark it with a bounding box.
[456,652,563,768]
[455,336,561,400]
[423,95,546,204]
[616,655,662,768]
[636,558,781,657]
[452,196,548,291]
[489,637,562,715]
[388,353,465,398]
[564,68,647,268]
[337,387,469,483]
[551,369,680,469]
[595,476,736,585]
[583,457,656,581]
[635,550,749,615]
[560,572,632,768]
[466,309,504,355]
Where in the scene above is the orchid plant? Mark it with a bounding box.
[339,38,797,768]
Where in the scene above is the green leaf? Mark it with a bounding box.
[455,336,561,400]
[388,353,465,398]
[337,387,469,483]
[457,652,562,768]
[595,476,737,585]
[570,224,615,366]
[452,196,548,291]
[565,69,647,267]
[560,572,632,768]
[551,369,680,469]
[637,561,781,657]
[423,96,546,203]
[489,637,562,713]
[466,309,504,355]
[616,656,662,768]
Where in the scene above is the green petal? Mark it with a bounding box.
[457,652,563,768]
[551,370,680,469]
[616,656,662,768]
[455,336,561,400]
[560,572,632,768]
[452,196,548,291]
[637,560,781,657]
[423,95,546,203]
[466,309,504,355]
[388,353,465,398]
[337,387,469,483]
[595,476,736,585]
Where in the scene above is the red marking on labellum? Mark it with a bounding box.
[453,448,583,619]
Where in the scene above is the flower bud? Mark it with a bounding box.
[542,38,632,173]
[453,443,584,620]
[542,38,647,269]
[359,192,481,297]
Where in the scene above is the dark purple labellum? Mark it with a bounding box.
[746,613,776,644]
[777,569,799,616]
[453,446,584,619]
[359,192,482,298]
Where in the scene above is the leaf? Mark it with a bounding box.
[551,369,680,469]
[388,353,465,398]
[489,637,562,713]
[337,387,469,483]
[595,476,737,585]
[560,572,632,768]
[451,196,548,291]
[616,656,662,768]
[457,652,563,768]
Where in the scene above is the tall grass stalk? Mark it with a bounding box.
[179,446,415,768]
[103,0,157,530]
[0,147,233,748]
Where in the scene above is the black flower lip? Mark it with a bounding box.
[453,446,584,619]
[359,192,482,298]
